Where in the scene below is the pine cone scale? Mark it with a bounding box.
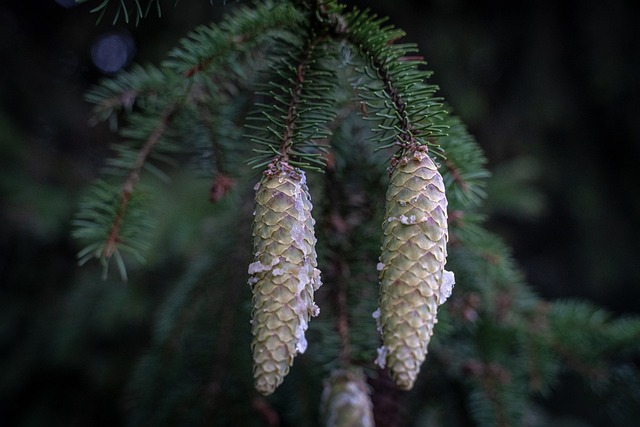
[321,370,374,427]
[248,166,321,395]
[377,149,455,390]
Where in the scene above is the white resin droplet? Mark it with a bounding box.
[295,320,308,354]
[437,270,455,305]
[399,214,417,225]
[372,307,382,334]
[247,257,280,274]
[374,346,387,369]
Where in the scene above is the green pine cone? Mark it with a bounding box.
[248,165,322,395]
[376,148,455,390]
[321,369,374,427]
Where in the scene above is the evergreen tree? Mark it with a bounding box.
[64,1,640,425]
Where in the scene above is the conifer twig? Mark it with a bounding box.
[323,152,354,367]
[336,265,352,367]
[252,397,280,427]
[343,32,416,149]
[324,8,444,169]
[102,105,176,260]
[464,360,512,427]
[444,158,469,192]
[279,36,323,161]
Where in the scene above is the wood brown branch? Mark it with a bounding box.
[444,158,469,192]
[102,106,176,260]
[279,37,321,161]
[330,13,422,163]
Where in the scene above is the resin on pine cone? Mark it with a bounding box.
[375,147,455,390]
[321,369,374,427]
[248,163,322,395]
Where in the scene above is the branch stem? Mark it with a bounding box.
[102,106,175,259]
[279,37,322,161]
[329,15,416,152]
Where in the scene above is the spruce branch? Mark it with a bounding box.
[323,162,354,368]
[194,101,238,202]
[70,2,640,423]
[328,8,446,162]
[103,106,175,259]
[545,301,640,382]
[246,30,340,170]
[279,39,319,162]
[73,104,177,280]
[336,264,352,368]
[77,0,187,25]
[75,2,312,279]
[86,65,174,128]
[165,2,306,77]
[438,115,491,209]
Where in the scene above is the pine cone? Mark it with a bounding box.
[321,369,374,427]
[376,148,455,390]
[248,164,322,395]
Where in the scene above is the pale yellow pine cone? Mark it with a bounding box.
[375,148,455,390]
[321,369,374,427]
[248,164,322,395]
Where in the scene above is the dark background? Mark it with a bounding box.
[1,0,639,425]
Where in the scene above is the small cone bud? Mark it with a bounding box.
[321,369,374,427]
[248,163,322,395]
[376,148,455,390]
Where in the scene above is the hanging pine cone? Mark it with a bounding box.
[321,369,374,427]
[375,147,455,390]
[248,162,322,395]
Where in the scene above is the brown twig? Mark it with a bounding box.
[102,106,176,259]
[323,154,354,367]
[445,158,469,192]
[252,397,280,427]
[336,257,352,367]
[279,37,322,161]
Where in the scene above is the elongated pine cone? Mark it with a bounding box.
[248,164,322,395]
[375,147,455,390]
[321,369,374,427]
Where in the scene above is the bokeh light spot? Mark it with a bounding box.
[91,31,135,74]
[55,0,77,8]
